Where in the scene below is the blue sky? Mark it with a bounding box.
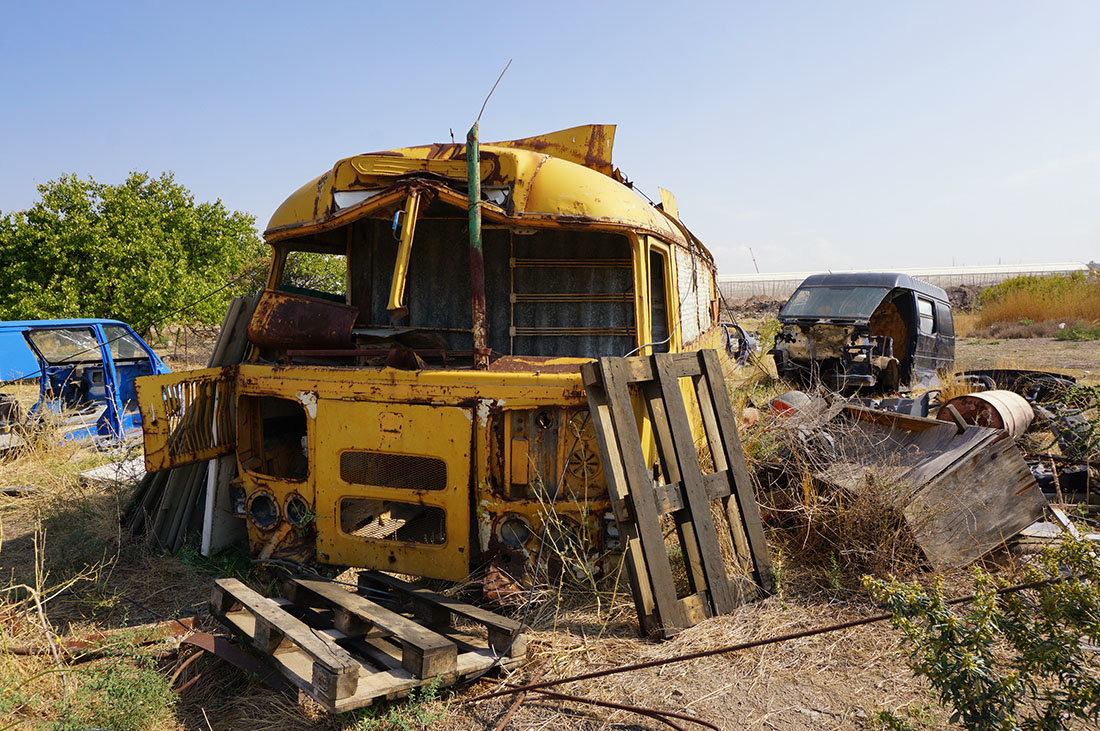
[2,1,1097,275]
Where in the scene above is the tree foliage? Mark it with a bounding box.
[865,536,1100,730]
[0,172,268,328]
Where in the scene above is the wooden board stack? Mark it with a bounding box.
[124,295,256,552]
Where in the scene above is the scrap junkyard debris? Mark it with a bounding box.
[582,350,774,637]
[125,294,255,552]
[0,484,39,497]
[79,456,146,486]
[792,402,1048,570]
[936,389,1035,437]
[769,272,956,393]
[8,616,197,661]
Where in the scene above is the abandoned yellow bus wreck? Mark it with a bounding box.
[137,125,731,582]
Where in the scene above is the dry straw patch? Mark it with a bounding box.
[980,277,1100,326]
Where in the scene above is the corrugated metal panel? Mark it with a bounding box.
[696,264,713,332]
[676,247,699,343]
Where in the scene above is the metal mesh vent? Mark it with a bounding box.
[339,451,447,491]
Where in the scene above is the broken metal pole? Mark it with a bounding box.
[467,122,490,369]
[387,190,422,320]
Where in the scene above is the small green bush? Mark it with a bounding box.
[864,536,1100,730]
[353,676,449,730]
[1055,322,1100,341]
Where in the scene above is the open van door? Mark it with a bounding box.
[135,367,237,471]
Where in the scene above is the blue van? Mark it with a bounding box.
[0,319,170,444]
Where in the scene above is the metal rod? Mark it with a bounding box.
[467,122,490,369]
[469,574,1071,703]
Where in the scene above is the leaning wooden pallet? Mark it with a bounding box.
[210,572,526,713]
[581,349,774,638]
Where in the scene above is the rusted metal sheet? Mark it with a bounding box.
[487,124,616,176]
[178,631,292,693]
[937,390,1035,438]
[135,367,236,471]
[247,289,357,350]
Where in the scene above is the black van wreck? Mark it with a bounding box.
[769,272,954,393]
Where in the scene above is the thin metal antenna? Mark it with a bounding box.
[476,58,512,123]
[748,247,760,274]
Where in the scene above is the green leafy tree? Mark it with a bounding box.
[865,537,1100,730]
[0,172,268,329]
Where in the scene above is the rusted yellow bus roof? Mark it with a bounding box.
[265,124,697,252]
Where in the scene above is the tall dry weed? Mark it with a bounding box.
[742,403,924,595]
[978,271,1100,327]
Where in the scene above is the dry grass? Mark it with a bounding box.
[0,361,979,729]
[953,311,982,337]
[974,272,1100,333]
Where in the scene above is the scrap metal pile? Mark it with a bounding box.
[751,368,1099,571]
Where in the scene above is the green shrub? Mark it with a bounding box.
[864,536,1100,730]
[1055,322,1100,341]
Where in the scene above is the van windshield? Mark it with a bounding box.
[780,286,891,321]
[26,328,102,365]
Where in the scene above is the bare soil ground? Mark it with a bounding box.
[956,336,1100,384]
[1,335,1096,729]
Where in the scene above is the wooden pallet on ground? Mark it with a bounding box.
[210,573,526,712]
[581,349,774,638]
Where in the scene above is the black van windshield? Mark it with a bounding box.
[780,286,891,320]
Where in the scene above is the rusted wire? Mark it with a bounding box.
[522,685,721,730]
[470,574,1069,703]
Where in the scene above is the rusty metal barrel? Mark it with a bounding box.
[936,390,1034,437]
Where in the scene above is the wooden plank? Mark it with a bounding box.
[210,577,521,714]
[580,362,658,631]
[212,578,359,701]
[172,464,207,552]
[699,349,775,592]
[357,572,527,656]
[622,351,702,382]
[640,374,707,596]
[652,471,732,516]
[604,357,687,633]
[333,647,521,713]
[903,432,1046,570]
[654,353,735,614]
[641,380,681,485]
[289,578,457,678]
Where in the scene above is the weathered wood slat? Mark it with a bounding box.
[654,354,735,614]
[700,349,776,591]
[605,357,687,634]
[651,470,732,517]
[210,575,525,713]
[212,577,360,702]
[582,349,773,636]
[622,351,702,382]
[581,362,659,633]
[288,577,457,678]
[357,571,527,656]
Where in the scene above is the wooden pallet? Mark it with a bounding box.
[581,350,774,638]
[211,572,526,712]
